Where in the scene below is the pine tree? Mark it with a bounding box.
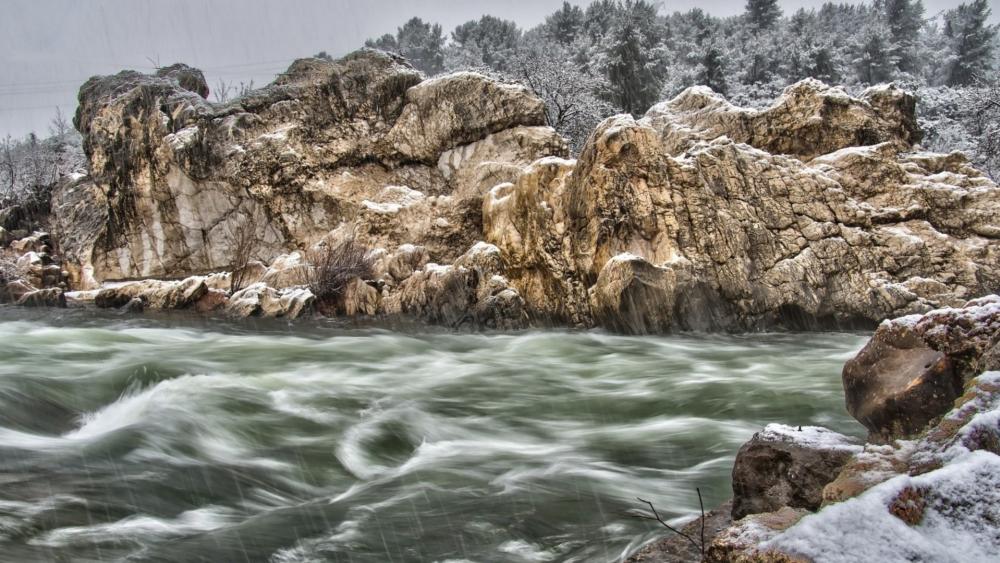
[854,22,896,84]
[545,2,585,45]
[698,47,728,95]
[450,16,522,70]
[364,17,446,75]
[944,0,998,85]
[597,1,666,115]
[810,46,840,84]
[883,0,925,73]
[745,0,782,31]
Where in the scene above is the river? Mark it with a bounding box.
[0,307,867,562]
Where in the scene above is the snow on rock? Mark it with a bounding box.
[765,451,1000,563]
[731,424,861,520]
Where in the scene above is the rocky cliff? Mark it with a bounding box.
[485,79,999,331]
[8,50,997,331]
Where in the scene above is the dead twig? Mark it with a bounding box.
[630,492,708,561]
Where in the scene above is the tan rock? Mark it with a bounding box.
[225,283,315,319]
[94,277,208,310]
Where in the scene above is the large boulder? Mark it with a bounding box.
[645,79,920,159]
[731,425,861,519]
[225,283,315,319]
[843,297,1000,441]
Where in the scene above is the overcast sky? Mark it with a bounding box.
[1,0,997,138]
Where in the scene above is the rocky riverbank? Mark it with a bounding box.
[2,49,998,332]
[629,297,1000,562]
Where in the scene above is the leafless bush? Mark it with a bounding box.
[213,79,256,104]
[227,215,258,294]
[630,489,707,561]
[306,238,374,303]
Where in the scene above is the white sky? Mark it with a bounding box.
[1,0,997,137]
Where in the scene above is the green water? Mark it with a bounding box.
[0,307,866,562]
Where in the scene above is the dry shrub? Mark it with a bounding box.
[228,215,257,294]
[307,238,374,304]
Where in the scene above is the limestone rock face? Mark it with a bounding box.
[52,63,1000,332]
[58,49,561,290]
[731,424,861,520]
[485,81,1000,332]
[155,63,209,99]
[843,297,1000,441]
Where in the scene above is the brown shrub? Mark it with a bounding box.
[307,238,374,304]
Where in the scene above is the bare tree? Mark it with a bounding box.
[969,75,1000,178]
[306,238,374,304]
[213,78,233,103]
[213,79,255,104]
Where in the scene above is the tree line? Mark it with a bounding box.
[364,0,998,156]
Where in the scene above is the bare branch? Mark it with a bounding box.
[631,497,704,557]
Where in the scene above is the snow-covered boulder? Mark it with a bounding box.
[731,424,862,520]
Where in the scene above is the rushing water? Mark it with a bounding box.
[0,306,867,563]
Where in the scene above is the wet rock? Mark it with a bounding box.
[731,424,861,519]
[15,288,66,308]
[226,283,315,319]
[194,288,228,313]
[3,279,36,302]
[94,277,208,310]
[625,501,733,563]
[843,297,1000,441]
[121,297,145,313]
[336,278,379,316]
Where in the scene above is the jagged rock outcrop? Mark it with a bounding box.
[485,80,1000,332]
[56,50,561,290]
[49,53,999,331]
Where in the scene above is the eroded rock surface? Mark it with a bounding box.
[485,81,999,332]
[58,49,560,291]
[48,55,1000,331]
